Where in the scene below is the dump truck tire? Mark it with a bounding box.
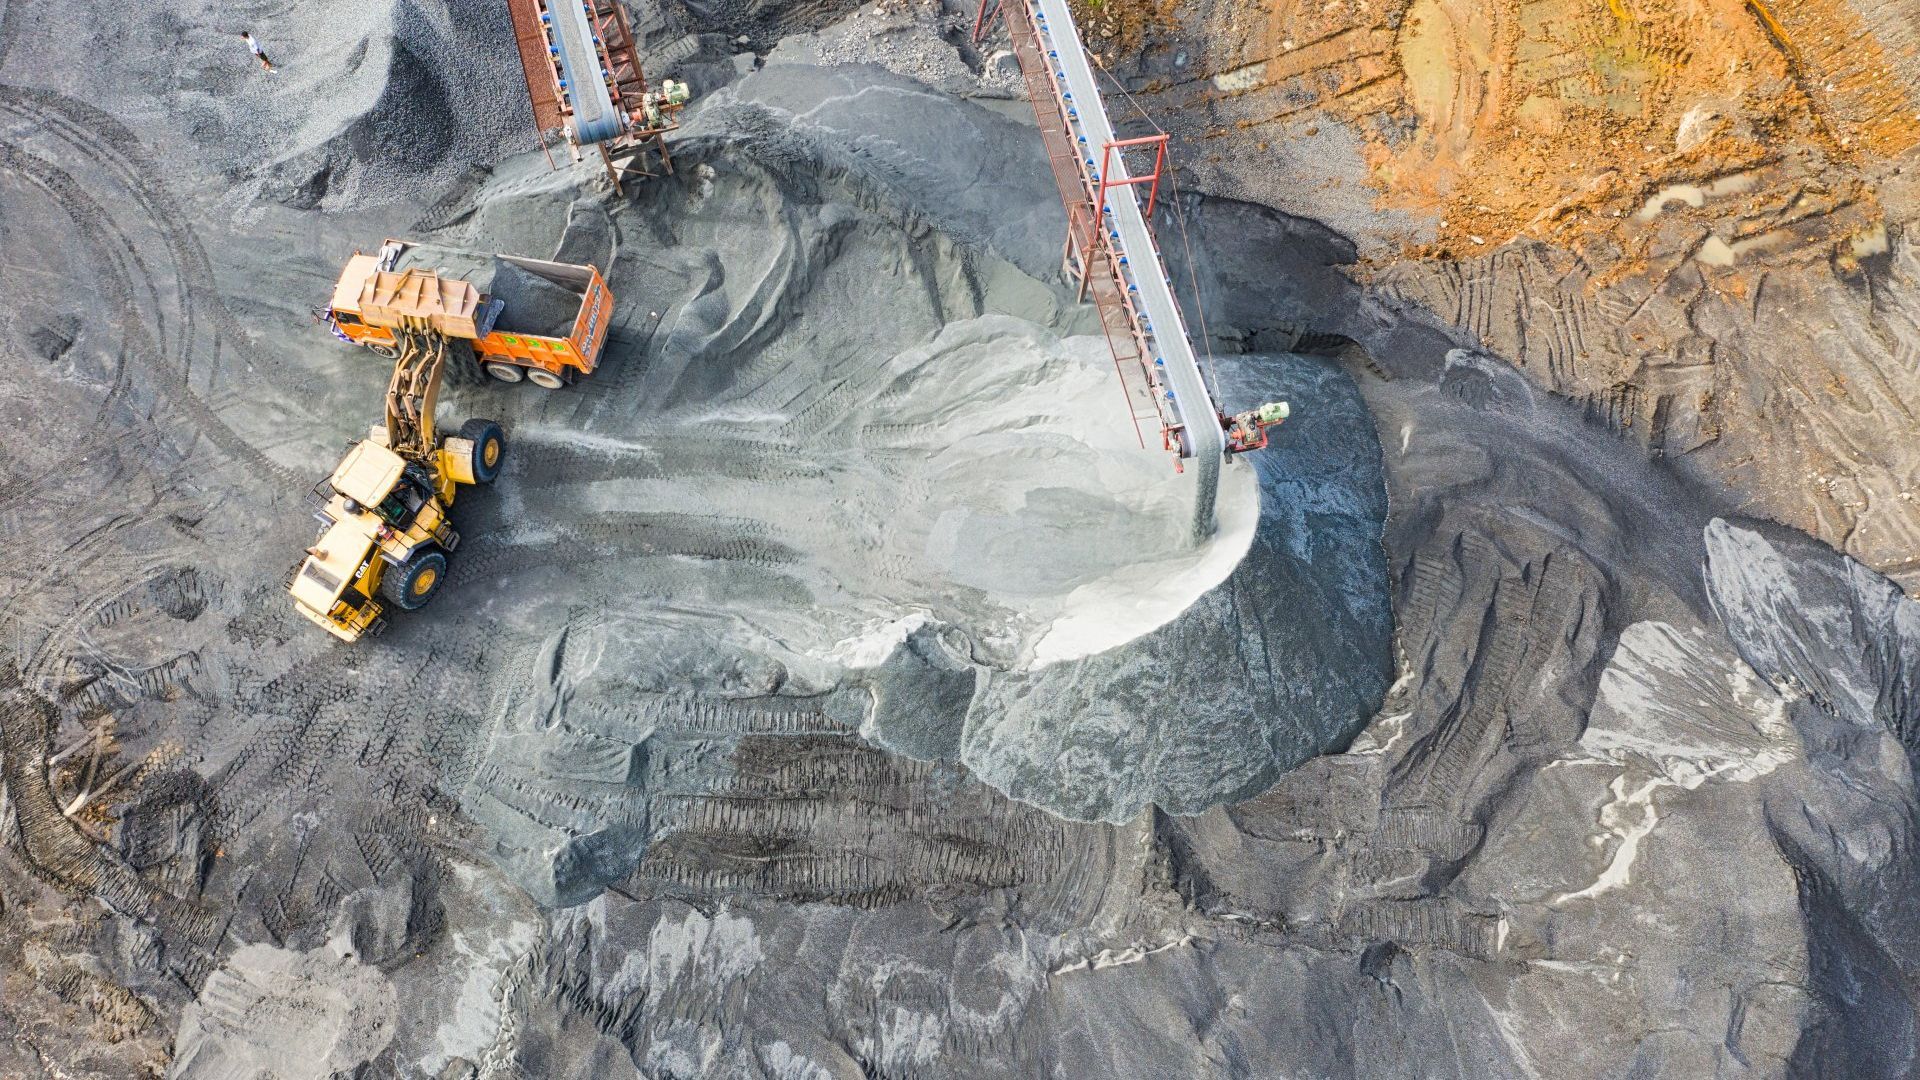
[381,548,448,611]
[486,362,524,383]
[459,419,506,485]
[369,343,401,360]
[526,368,566,390]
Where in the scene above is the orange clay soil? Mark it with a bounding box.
[1232,0,1920,264]
[1072,0,1183,59]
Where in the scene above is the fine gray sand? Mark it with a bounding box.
[0,1,1917,1078]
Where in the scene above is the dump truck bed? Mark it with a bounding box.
[328,240,613,380]
[388,245,591,339]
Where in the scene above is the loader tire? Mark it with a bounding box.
[381,548,448,611]
[459,419,505,484]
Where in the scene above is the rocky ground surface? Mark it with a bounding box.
[0,0,1916,1078]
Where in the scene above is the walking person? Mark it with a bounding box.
[239,31,273,72]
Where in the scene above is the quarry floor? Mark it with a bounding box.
[0,1,1917,1078]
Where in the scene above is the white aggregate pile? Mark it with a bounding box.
[492,313,1257,671]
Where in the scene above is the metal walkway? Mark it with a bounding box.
[986,0,1225,538]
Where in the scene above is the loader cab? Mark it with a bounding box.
[368,465,436,531]
[332,437,450,528]
[331,437,407,505]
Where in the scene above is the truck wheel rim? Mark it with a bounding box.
[484,439,501,467]
[413,568,437,595]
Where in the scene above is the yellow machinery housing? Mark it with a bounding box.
[286,324,506,642]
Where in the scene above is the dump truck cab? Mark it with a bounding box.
[324,240,613,389]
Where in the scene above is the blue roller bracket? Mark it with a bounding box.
[545,0,623,143]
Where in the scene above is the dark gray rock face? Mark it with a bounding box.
[1703,519,1920,1076]
[1,4,1918,1078]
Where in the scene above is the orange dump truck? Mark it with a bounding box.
[323,239,613,388]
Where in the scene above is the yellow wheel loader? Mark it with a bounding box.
[286,326,507,642]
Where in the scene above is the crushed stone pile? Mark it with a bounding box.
[1,1,1918,1078]
[488,259,584,338]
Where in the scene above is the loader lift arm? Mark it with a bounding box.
[384,326,450,459]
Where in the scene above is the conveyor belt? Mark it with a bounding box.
[544,0,624,144]
[1024,0,1224,536]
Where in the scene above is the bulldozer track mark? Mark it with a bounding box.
[60,649,206,716]
[0,686,228,987]
[1397,548,1464,664]
[565,318,659,426]
[1327,897,1503,959]
[87,566,208,631]
[650,694,860,736]
[1385,534,1603,842]
[509,434,830,486]
[1591,381,1639,435]
[472,766,636,831]
[451,514,802,584]
[1421,587,1530,796]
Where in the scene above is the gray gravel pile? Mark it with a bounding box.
[488,259,585,338]
[767,0,1024,99]
[0,0,529,211]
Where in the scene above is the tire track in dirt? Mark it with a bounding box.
[0,87,306,491]
[0,90,202,374]
[0,137,300,492]
[4,85,307,367]
[0,81,317,885]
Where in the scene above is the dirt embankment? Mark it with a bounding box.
[1213,0,1920,265]
[1103,0,1920,590]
